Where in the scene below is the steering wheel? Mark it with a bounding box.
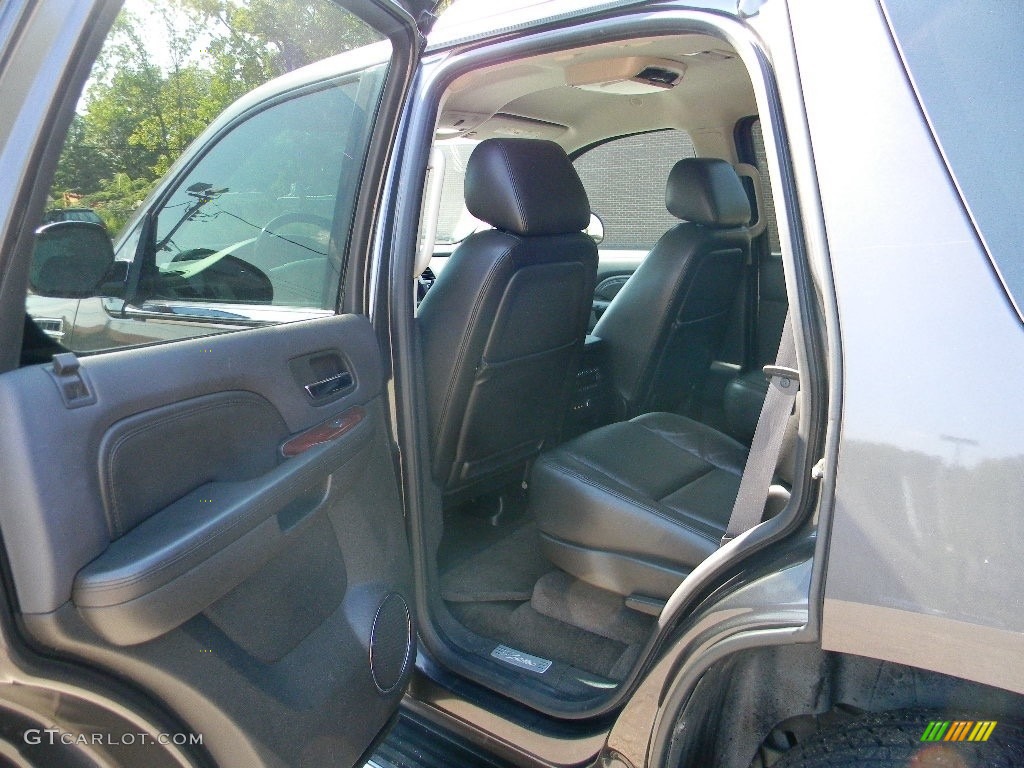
[251,212,332,273]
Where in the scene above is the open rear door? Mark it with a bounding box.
[0,0,435,765]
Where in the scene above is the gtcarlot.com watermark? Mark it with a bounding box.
[24,728,203,746]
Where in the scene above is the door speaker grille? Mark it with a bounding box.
[370,593,412,693]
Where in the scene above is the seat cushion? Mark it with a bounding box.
[530,412,748,599]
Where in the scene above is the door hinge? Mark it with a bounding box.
[48,353,97,409]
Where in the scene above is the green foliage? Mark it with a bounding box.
[48,0,382,237]
[81,175,159,234]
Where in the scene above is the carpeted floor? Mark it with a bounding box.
[439,514,654,680]
[441,522,549,603]
[531,570,653,646]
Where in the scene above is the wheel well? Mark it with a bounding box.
[665,643,1024,768]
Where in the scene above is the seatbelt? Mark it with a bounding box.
[722,311,798,545]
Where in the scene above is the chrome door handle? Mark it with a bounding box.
[304,370,353,400]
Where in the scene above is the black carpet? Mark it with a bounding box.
[439,515,653,680]
[440,523,549,603]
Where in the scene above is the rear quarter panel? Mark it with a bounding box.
[790,0,1024,692]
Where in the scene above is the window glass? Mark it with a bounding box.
[573,129,695,251]
[429,129,697,253]
[434,139,481,245]
[26,0,390,354]
[883,0,1024,311]
[149,79,381,308]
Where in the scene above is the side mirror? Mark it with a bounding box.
[585,212,604,245]
[30,221,116,298]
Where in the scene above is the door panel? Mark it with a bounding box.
[1,314,414,767]
[590,251,645,326]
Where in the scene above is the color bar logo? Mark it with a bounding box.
[921,721,997,742]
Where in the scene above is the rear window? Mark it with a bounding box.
[573,129,695,250]
[431,129,696,251]
[884,1,1024,313]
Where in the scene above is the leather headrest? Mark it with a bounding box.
[665,158,750,227]
[465,138,591,236]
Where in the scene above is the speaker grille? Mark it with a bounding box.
[370,593,412,693]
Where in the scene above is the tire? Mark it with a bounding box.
[773,710,1024,768]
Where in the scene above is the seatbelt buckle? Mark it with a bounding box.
[763,365,799,393]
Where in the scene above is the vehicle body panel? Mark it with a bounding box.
[789,0,1024,692]
[0,0,1021,766]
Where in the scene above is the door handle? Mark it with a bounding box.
[304,370,353,400]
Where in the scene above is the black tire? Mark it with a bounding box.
[773,710,1024,768]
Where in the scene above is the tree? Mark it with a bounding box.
[48,0,384,235]
[180,0,382,74]
[51,115,111,196]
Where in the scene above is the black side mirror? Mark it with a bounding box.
[30,221,116,298]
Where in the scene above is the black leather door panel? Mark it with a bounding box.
[99,390,288,538]
[0,314,382,616]
[1,314,414,767]
[76,404,376,645]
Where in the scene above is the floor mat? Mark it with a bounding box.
[530,570,654,645]
[440,523,550,603]
[439,514,647,681]
[447,600,637,679]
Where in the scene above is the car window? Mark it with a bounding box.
[434,139,482,245]
[149,80,378,308]
[573,129,695,251]
[25,0,389,354]
[883,0,1024,315]
[429,129,696,254]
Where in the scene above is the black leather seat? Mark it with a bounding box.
[530,411,748,600]
[593,158,751,419]
[418,138,598,502]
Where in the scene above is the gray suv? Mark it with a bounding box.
[2,1,1022,767]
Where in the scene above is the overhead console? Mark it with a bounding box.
[567,56,686,94]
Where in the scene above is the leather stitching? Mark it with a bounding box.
[496,142,528,234]
[655,465,716,504]
[634,418,745,476]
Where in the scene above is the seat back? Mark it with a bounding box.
[418,138,598,501]
[593,158,750,418]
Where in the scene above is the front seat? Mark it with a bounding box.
[417,138,598,503]
[593,157,751,419]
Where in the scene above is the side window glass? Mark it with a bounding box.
[147,79,381,309]
[883,0,1024,316]
[25,0,388,355]
[573,129,695,253]
[434,139,481,247]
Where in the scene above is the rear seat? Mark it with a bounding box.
[723,369,770,444]
[529,411,748,601]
